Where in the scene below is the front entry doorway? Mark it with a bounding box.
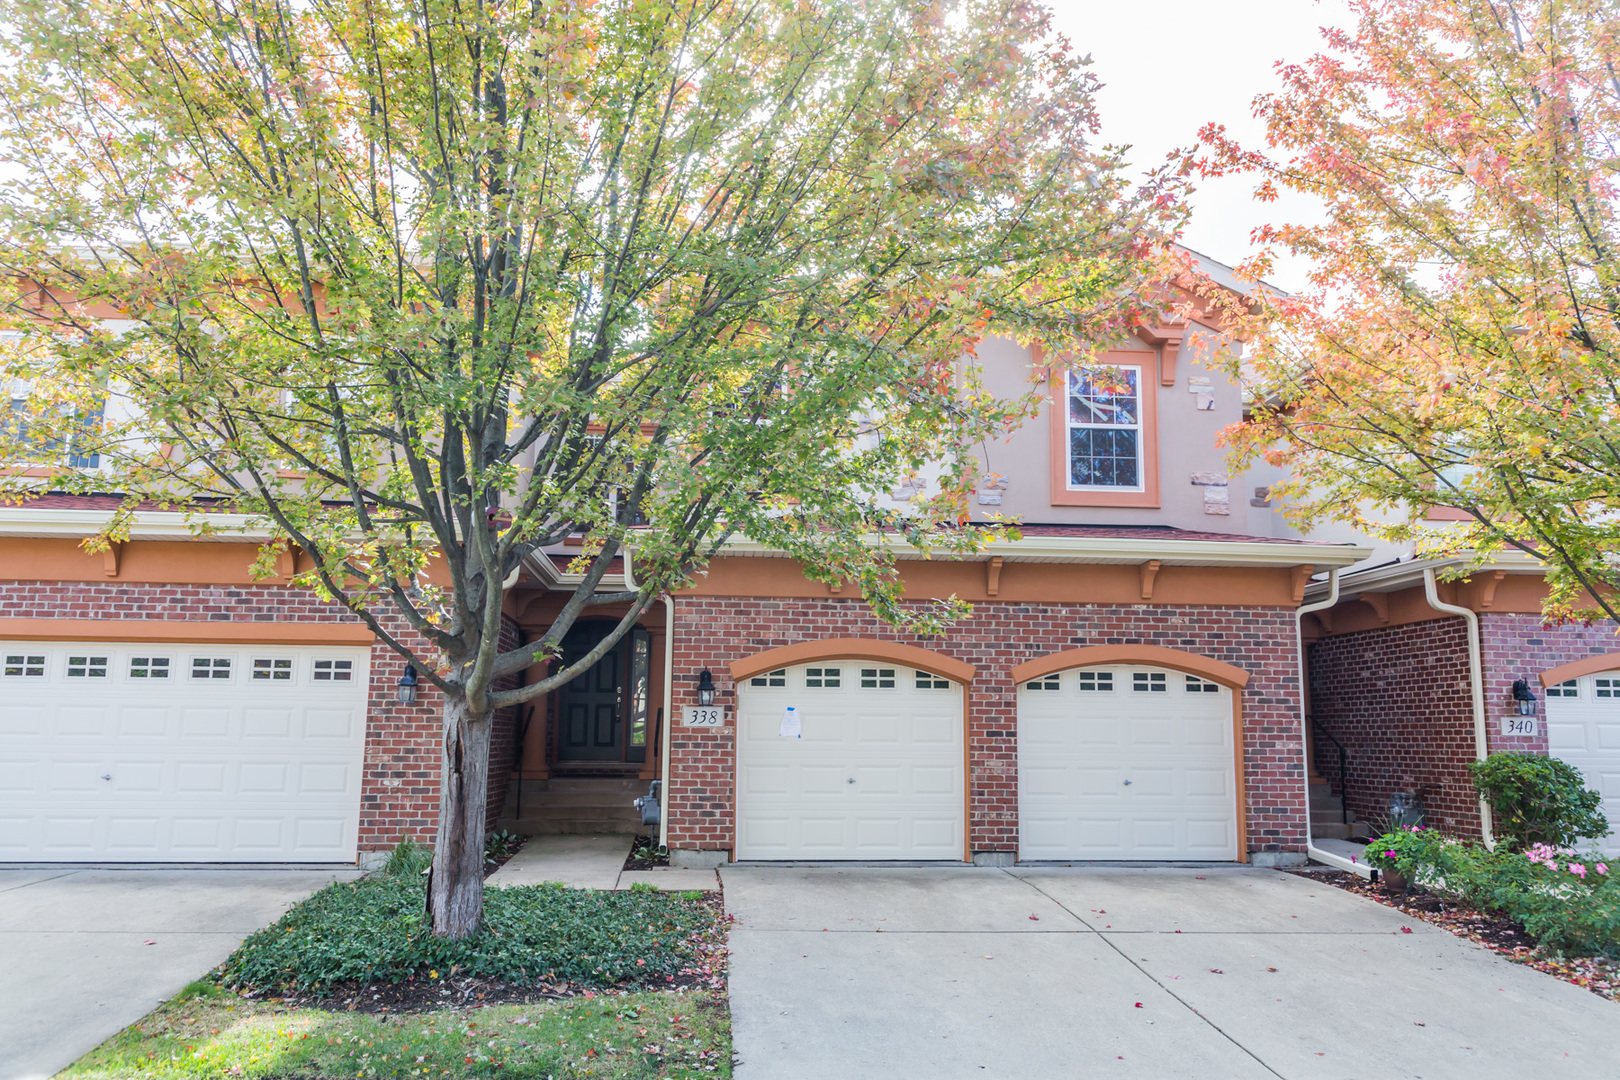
[556,620,650,766]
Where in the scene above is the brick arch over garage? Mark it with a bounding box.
[728,638,976,685]
[1010,644,1250,689]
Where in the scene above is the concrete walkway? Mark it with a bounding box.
[0,866,356,1080]
[486,834,718,892]
[722,864,1620,1079]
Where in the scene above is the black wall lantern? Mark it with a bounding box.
[696,669,716,706]
[398,664,419,705]
[1511,678,1537,715]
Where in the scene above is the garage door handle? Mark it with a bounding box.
[101,774,112,781]
[1122,779,1132,786]
[846,777,856,784]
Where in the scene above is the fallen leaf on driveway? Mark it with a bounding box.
[1028,915,1039,921]
[1267,967,1277,972]
[1168,975,1183,980]
[1414,1021,1425,1026]
[1401,927,1413,934]
[1209,969,1223,974]
[142,940,156,946]
[1133,1003,1143,1008]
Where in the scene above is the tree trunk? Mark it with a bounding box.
[429,690,491,938]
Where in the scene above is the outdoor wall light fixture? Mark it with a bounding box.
[1511,678,1537,715]
[398,664,419,705]
[696,669,717,706]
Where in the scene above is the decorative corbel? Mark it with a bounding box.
[1133,324,1186,387]
[828,579,843,595]
[1359,591,1390,625]
[985,556,1004,597]
[101,542,122,579]
[1313,609,1333,634]
[1290,564,1315,605]
[275,539,298,584]
[1139,559,1161,601]
[1479,569,1506,609]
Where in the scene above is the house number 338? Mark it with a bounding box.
[684,706,725,728]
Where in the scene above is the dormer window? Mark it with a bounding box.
[1067,366,1143,491]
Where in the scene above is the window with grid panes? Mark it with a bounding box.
[1026,673,1060,691]
[66,655,108,678]
[1132,671,1166,692]
[129,656,170,679]
[1184,675,1219,693]
[915,670,950,689]
[253,658,293,681]
[1545,679,1578,698]
[805,667,841,688]
[860,667,896,689]
[750,668,787,688]
[313,659,354,681]
[191,657,231,679]
[4,653,45,677]
[1597,678,1618,699]
[1077,671,1113,692]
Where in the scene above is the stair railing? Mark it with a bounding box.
[1310,717,1350,826]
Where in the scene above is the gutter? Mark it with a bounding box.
[1296,569,1368,876]
[658,594,675,851]
[716,533,1372,569]
[1423,568,1496,848]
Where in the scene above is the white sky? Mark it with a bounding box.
[1046,0,1356,293]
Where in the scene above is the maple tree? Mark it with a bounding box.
[0,0,1183,934]
[1200,0,1620,624]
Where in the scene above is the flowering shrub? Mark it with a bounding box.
[1361,831,1620,957]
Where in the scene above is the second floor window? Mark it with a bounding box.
[1067,366,1142,490]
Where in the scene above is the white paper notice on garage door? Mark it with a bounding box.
[1018,666,1238,861]
[0,642,370,862]
[736,662,963,860]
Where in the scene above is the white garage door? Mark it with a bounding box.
[735,661,963,860]
[0,641,370,862]
[1019,665,1238,860]
[1545,672,1620,858]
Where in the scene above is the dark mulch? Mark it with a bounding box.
[623,834,670,871]
[1290,866,1620,1002]
[482,833,527,878]
[244,893,732,1017]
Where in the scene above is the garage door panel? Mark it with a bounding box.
[1545,675,1620,858]
[1018,665,1238,861]
[735,660,963,860]
[0,642,369,862]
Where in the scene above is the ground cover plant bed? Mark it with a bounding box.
[1290,867,1620,1003]
[624,837,670,872]
[222,876,727,1000]
[61,980,732,1079]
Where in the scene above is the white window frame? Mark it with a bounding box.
[1066,365,1145,492]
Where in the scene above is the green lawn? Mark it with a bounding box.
[62,982,731,1079]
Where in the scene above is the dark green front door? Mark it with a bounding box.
[558,622,625,762]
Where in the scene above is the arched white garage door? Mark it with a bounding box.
[1018,665,1238,860]
[1544,672,1620,858]
[0,641,370,862]
[735,661,963,860]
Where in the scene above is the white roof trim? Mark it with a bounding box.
[1303,551,1545,601]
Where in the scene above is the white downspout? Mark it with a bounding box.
[1297,569,1366,874]
[658,593,675,850]
[1423,568,1496,848]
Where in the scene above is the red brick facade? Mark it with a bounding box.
[0,580,518,857]
[1306,618,1480,836]
[1307,610,1620,840]
[668,596,1308,858]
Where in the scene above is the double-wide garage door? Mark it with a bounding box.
[1546,671,1620,859]
[734,658,1239,862]
[0,641,370,862]
[1019,665,1238,860]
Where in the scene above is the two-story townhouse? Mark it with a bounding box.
[0,252,1372,869]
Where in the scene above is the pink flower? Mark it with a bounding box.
[1386,850,1397,859]
[1569,863,1587,878]
[1597,864,1609,875]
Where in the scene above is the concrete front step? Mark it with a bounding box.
[499,815,643,836]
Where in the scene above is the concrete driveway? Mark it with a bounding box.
[722,864,1620,1080]
[0,866,357,1080]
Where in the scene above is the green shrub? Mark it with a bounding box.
[484,829,523,863]
[1469,752,1609,850]
[380,836,433,878]
[220,875,717,995]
